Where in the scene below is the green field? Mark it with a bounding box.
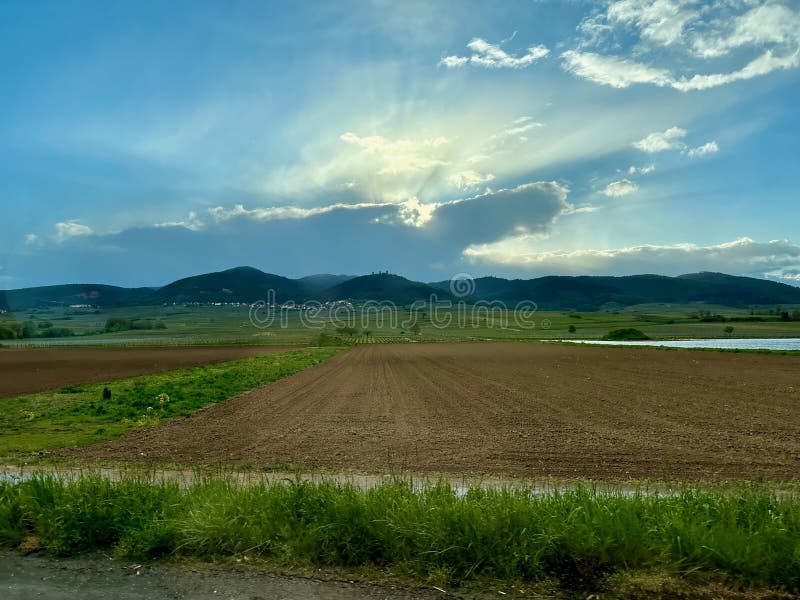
[2,302,799,347]
[0,347,341,458]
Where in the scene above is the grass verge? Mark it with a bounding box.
[1,474,799,594]
[0,347,342,456]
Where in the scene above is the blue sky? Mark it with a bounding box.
[2,0,799,288]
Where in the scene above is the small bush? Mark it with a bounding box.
[38,327,74,338]
[105,318,167,333]
[601,328,650,341]
[0,325,19,340]
[313,332,344,346]
[0,320,72,338]
[59,386,85,394]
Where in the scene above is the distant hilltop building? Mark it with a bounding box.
[69,304,93,309]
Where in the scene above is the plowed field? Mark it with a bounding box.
[71,343,800,480]
[0,346,297,397]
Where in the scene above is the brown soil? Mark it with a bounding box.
[70,343,800,480]
[0,345,298,397]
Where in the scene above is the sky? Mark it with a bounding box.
[1,0,799,288]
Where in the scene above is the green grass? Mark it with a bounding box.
[0,347,341,456]
[4,304,799,347]
[2,474,800,593]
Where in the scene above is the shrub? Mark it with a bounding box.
[0,325,19,340]
[313,332,344,346]
[39,327,74,338]
[0,320,72,338]
[601,328,650,341]
[105,318,167,333]
[104,318,132,333]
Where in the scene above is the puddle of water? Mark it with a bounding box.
[564,338,800,351]
[0,466,691,498]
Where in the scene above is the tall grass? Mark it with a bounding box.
[2,474,800,591]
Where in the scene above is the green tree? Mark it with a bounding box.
[21,321,38,338]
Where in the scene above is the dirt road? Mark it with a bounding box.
[0,552,446,600]
[71,343,800,480]
[0,345,298,398]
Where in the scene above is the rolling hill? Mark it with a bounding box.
[319,273,456,305]
[148,266,306,304]
[431,272,800,310]
[1,284,152,311]
[2,268,800,311]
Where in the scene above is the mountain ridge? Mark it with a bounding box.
[2,268,800,311]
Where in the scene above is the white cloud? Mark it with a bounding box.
[567,2,800,91]
[563,47,800,91]
[155,211,205,231]
[606,0,699,47]
[602,179,638,197]
[24,233,39,245]
[448,170,495,190]
[55,221,93,242]
[561,50,673,88]
[463,237,800,279]
[339,132,451,174]
[207,182,571,248]
[438,55,468,68]
[208,201,392,223]
[466,154,490,164]
[261,72,722,209]
[686,140,719,158]
[396,196,438,228]
[628,164,655,175]
[671,49,800,91]
[632,126,687,153]
[564,204,602,215]
[491,116,545,140]
[691,3,800,58]
[440,37,549,69]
